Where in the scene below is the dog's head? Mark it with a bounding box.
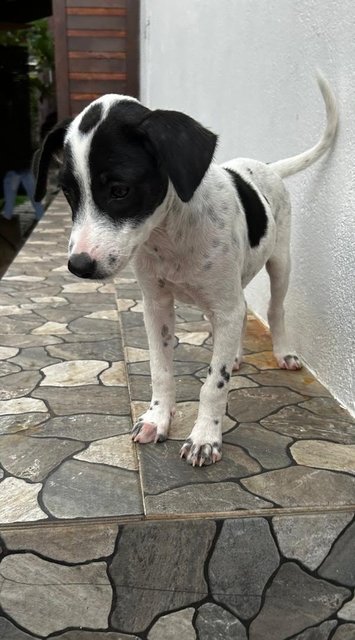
[34,95,217,279]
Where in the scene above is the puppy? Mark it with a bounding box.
[34,73,338,466]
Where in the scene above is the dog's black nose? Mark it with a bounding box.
[68,253,96,278]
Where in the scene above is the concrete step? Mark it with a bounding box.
[0,195,354,639]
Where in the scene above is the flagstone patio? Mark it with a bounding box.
[0,194,354,638]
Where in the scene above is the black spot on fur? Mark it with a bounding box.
[214,419,219,424]
[79,103,103,134]
[208,366,212,375]
[225,168,268,247]
[158,278,165,288]
[108,254,117,265]
[154,400,159,405]
[220,365,230,382]
[247,168,253,175]
[161,325,169,337]
[217,381,224,389]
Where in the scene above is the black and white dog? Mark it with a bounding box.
[34,73,338,466]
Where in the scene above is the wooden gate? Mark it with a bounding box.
[52,0,139,119]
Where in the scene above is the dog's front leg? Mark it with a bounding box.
[180,298,245,466]
[132,289,175,444]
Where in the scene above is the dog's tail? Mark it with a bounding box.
[269,71,338,179]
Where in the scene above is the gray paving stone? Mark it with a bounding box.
[318,521,355,586]
[145,481,273,515]
[110,520,215,632]
[331,625,355,639]
[338,595,355,621]
[209,518,279,619]
[0,412,48,435]
[173,343,213,364]
[123,325,149,349]
[249,562,350,640]
[291,621,337,639]
[291,440,355,475]
[0,617,36,639]
[224,423,293,469]
[0,370,41,400]
[32,385,130,415]
[273,513,354,570]
[228,386,302,422]
[2,523,119,562]
[0,434,84,481]
[300,397,354,421]
[47,337,123,361]
[141,441,261,495]
[249,369,329,396]
[32,414,131,440]
[128,360,205,376]
[0,553,112,636]
[42,459,143,518]
[129,373,202,402]
[0,334,62,348]
[242,467,355,508]
[56,633,139,639]
[261,406,355,444]
[148,608,196,639]
[10,346,61,370]
[0,361,21,376]
[196,603,247,640]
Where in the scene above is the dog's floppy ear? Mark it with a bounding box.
[33,118,72,201]
[137,110,217,202]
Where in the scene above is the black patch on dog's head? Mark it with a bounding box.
[138,109,217,202]
[225,168,268,247]
[89,101,169,227]
[79,103,103,134]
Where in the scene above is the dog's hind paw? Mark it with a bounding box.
[277,354,302,370]
[180,439,222,467]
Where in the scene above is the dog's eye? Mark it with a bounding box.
[110,184,130,200]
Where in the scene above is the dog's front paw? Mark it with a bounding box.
[180,430,222,467]
[277,354,302,370]
[131,404,173,444]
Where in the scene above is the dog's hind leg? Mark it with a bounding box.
[232,305,247,371]
[266,245,302,370]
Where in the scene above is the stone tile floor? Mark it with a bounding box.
[0,195,354,638]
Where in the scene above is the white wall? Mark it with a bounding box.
[140,0,355,416]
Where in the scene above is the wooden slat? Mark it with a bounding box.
[69,51,126,59]
[67,7,126,15]
[69,72,126,80]
[69,56,126,73]
[71,93,102,100]
[67,0,126,7]
[70,78,127,93]
[68,37,126,52]
[67,15,126,29]
[67,29,126,37]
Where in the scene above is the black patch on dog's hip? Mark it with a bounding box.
[79,103,103,134]
[225,168,267,247]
